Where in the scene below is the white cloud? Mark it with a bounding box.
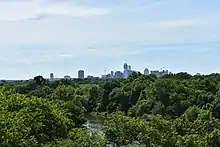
[43,2,109,18]
[0,0,219,79]
[59,54,75,58]
[0,0,218,60]
[151,19,196,28]
[0,0,109,21]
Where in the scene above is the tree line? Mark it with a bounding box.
[1,72,220,146]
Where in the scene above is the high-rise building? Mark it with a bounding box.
[50,73,54,81]
[123,63,133,78]
[151,70,160,77]
[78,70,84,79]
[111,71,114,78]
[196,73,201,76]
[123,70,129,78]
[161,70,169,76]
[114,71,124,79]
[111,71,114,76]
[150,69,169,77]
[123,63,128,70]
[144,68,149,75]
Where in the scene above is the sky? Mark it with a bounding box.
[0,0,220,79]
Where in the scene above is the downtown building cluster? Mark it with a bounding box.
[49,70,85,81]
[102,63,170,79]
[48,63,170,81]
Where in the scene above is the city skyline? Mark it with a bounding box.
[29,63,171,80]
[47,63,189,80]
[0,61,218,80]
[0,0,219,79]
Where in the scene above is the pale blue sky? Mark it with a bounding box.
[0,0,220,79]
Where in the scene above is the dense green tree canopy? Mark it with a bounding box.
[2,73,220,146]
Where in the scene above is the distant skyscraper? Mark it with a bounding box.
[161,70,169,76]
[50,73,54,81]
[144,68,149,75]
[114,71,124,79]
[111,71,114,76]
[124,70,129,78]
[196,73,201,76]
[151,70,160,77]
[123,63,128,70]
[78,70,84,79]
[123,63,133,78]
[111,71,114,78]
[150,69,169,77]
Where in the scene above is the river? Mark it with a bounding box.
[83,114,141,147]
[83,114,105,135]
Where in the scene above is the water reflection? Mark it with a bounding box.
[83,114,105,135]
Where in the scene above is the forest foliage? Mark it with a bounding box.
[1,72,220,146]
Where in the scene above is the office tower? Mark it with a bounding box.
[151,70,160,77]
[144,68,149,75]
[123,63,128,78]
[50,73,54,81]
[111,71,114,76]
[128,65,131,71]
[78,70,84,79]
[163,70,169,75]
[111,71,114,78]
[123,63,128,70]
[114,71,124,79]
[196,73,201,76]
